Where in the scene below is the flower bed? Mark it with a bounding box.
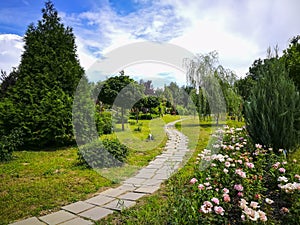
[189,126,300,224]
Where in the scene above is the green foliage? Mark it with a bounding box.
[245,59,300,153]
[134,123,143,132]
[129,113,160,120]
[0,1,84,149]
[95,111,112,136]
[77,138,129,168]
[0,128,23,161]
[0,69,19,98]
[98,74,144,130]
[72,77,97,145]
[282,35,300,91]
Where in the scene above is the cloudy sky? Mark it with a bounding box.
[0,0,299,86]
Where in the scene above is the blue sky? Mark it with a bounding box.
[0,0,299,86]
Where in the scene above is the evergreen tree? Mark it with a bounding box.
[245,58,300,153]
[0,1,84,147]
[282,35,300,91]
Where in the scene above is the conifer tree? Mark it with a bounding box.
[245,58,300,153]
[0,1,84,147]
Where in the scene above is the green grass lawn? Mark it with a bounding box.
[0,115,181,225]
[0,148,112,224]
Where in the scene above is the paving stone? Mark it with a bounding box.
[134,185,160,194]
[103,199,136,211]
[152,173,169,180]
[101,188,127,197]
[85,195,115,206]
[118,184,137,191]
[124,177,147,185]
[156,153,172,157]
[150,159,168,164]
[119,192,146,201]
[169,157,184,162]
[135,172,155,179]
[79,207,114,221]
[142,178,162,186]
[39,210,77,225]
[139,168,158,173]
[59,217,94,225]
[145,163,162,169]
[9,217,45,225]
[174,151,188,156]
[62,201,95,214]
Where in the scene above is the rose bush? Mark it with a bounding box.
[187,126,300,224]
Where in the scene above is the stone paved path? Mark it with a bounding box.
[10,120,189,225]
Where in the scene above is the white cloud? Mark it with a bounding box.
[163,0,300,77]
[0,34,23,73]
[124,62,186,88]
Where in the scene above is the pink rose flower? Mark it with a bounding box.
[238,192,243,197]
[211,197,219,205]
[250,201,260,209]
[198,184,205,190]
[223,194,231,202]
[223,188,229,194]
[200,201,213,214]
[280,207,289,214]
[279,167,286,173]
[258,210,267,222]
[246,162,254,169]
[190,178,198,184]
[234,184,244,191]
[272,162,280,169]
[241,214,246,221]
[225,161,231,167]
[214,206,225,215]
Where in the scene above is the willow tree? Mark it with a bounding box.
[184,51,226,124]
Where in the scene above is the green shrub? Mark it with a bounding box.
[128,120,136,125]
[0,128,23,161]
[134,123,143,132]
[95,111,113,136]
[77,138,128,168]
[245,59,300,153]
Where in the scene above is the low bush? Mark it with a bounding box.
[128,120,136,125]
[134,123,143,132]
[95,111,113,136]
[0,128,23,161]
[129,114,160,120]
[77,138,128,168]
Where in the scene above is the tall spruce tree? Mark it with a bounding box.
[0,1,84,147]
[245,58,300,153]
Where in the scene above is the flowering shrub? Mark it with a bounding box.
[187,126,300,224]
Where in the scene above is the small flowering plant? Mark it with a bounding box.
[188,126,300,224]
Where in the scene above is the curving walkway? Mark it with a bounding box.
[10,120,189,225]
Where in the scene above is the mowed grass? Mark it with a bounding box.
[0,148,112,225]
[0,115,181,225]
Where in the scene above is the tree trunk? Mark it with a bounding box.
[121,107,125,131]
[136,109,139,123]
